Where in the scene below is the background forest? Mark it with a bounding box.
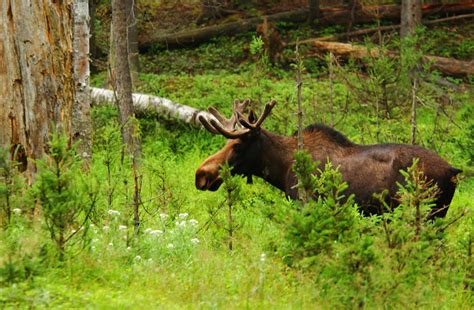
[0,0,473,308]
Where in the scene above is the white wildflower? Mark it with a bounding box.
[127,246,131,251]
[103,225,110,231]
[260,253,266,262]
[190,238,200,244]
[118,225,127,231]
[108,242,113,247]
[178,213,188,219]
[71,229,77,234]
[149,230,163,236]
[167,243,174,249]
[144,228,152,234]
[159,213,169,221]
[189,219,198,226]
[108,209,120,216]
[134,255,142,261]
[89,223,95,228]
[176,220,186,227]
[12,208,21,214]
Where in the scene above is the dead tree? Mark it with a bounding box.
[0,0,75,178]
[111,0,141,234]
[256,17,285,64]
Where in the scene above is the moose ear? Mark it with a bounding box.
[248,110,257,123]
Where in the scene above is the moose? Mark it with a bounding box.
[195,99,461,218]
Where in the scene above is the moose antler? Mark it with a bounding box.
[199,99,276,139]
[237,100,276,130]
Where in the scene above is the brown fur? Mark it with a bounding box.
[196,124,461,218]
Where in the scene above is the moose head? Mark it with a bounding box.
[195,99,277,192]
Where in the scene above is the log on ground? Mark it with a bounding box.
[140,2,474,50]
[306,40,474,77]
[91,87,212,127]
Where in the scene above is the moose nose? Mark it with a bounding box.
[195,170,209,190]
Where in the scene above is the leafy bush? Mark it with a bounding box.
[32,131,97,260]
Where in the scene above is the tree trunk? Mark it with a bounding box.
[0,0,74,178]
[140,2,474,50]
[89,0,98,60]
[308,0,320,25]
[111,0,138,156]
[306,40,474,77]
[401,0,421,38]
[126,0,140,88]
[73,0,92,165]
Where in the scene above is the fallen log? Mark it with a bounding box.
[91,87,211,127]
[306,40,474,77]
[309,13,474,42]
[139,2,474,50]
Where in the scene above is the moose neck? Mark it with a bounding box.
[254,129,298,195]
[253,128,357,198]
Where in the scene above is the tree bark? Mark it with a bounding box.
[73,0,92,164]
[140,2,474,50]
[305,40,474,77]
[126,0,140,88]
[308,0,320,25]
[91,87,211,127]
[0,0,74,177]
[111,0,139,158]
[401,0,421,38]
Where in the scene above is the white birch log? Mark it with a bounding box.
[91,87,212,127]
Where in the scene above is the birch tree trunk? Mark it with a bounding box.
[401,0,421,37]
[90,87,211,127]
[73,0,92,163]
[0,0,74,178]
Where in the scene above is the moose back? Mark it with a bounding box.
[195,100,461,218]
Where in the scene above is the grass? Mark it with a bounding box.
[2,27,474,308]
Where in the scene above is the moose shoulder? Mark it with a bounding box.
[196,100,461,218]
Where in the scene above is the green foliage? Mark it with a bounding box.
[32,131,97,260]
[1,21,474,305]
[0,147,25,228]
[282,155,472,307]
[285,156,359,265]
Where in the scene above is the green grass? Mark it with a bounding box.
[3,44,474,309]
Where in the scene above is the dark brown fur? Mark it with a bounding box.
[196,124,461,218]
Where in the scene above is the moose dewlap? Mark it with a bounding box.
[196,99,461,218]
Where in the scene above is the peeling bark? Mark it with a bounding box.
[0,0,74,178]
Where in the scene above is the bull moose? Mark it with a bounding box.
[195,99,461,218]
